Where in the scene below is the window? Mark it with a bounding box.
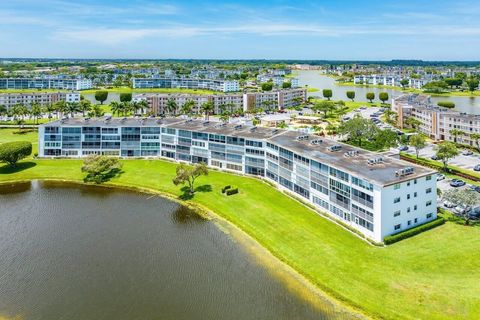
[352,177,373,191]
[407,194,410,199]
[414,218,418,223]
[407,182,410,186]
[394,183,400,190]
[426,200,432,206]
[407,207,411,213]
[394,224,401,230]
[394,197,400,203]
[426,188,432,194]
[414,179,417,184]
[394,211,401,217]
[414,192,417,197]
[408,220,411,226]
[414,205,418,210]
[426,213,432,219]
[426,175,432,181]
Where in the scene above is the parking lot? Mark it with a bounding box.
[404,144,480,171]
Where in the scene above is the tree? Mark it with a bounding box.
[366,92,375,103]
[466,77,479,93]
[261,82,273,91]
[119,92,132,103]
[312,101,335,118]
[88,105,105,117]
[384,108,397,125]
[379,92,389,104]
[200,101,214,120]
[81,155,123,184]
[400,79,409,89]
[325,123,338,138]
[165,99,178,116]
[346,91,355,101]
[373,129,398,150]
[444,78,463,88]
[338,116,377,147]
[30,103,42,124]
[449,129,465,143]
[409,134,427,158]
[172,162,208,195]
[0,105,7,116]
[437,101,455,109]
[0,141,32,167]
[181,100,195,116]
[435,141,458,172]
[110,101,122,117]
[65,102,80,117]
[79,100,92,117]
[404,117,422,131]
[442,189,480,225]
[470,133,480,152]
[282,81,292,89]
[95,91,108,105]
[322,89,333,100]
[44,103,56,119]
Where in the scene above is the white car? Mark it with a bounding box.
[437,174,445,181]
[462,150,473,156]
[443,200,455,208]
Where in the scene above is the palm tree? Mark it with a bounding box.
[11,104,28,120]
[44,103,56,119]
[122,102,133,116]
[449,129,465,143]
[219,111,230,123]
[404,117,422,131]
[79,100,92,117]
[165,98,178,116]
[384,109,397,125]
[200,101,214,120]
[138,100,149,115]
[326,123,338,138]
[470,133,480,151]
[0,105,7,117]
[53,100,67,118]
[181,100,195,117]
[65,102,80,117]
[110,101,122,117]
[30,103,43,124]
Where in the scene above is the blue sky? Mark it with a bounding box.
[1,0,480,60]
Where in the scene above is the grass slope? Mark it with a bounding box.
[1,133,479,320]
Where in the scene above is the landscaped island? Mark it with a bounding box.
[0,128,479,319]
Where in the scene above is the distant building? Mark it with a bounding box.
[0,91,81,109]
[0,78,92,90]
[132,78,240,93]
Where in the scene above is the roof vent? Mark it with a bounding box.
[367,157,384,165]
[271,129,279,134]
[121,117,127,123]
[203,121,210,126]
[156,119,162,124]
[250,126,257,132]
[310,139,322,145]
[84,117,90,122]
[396,167,414,176]
[327,145,342,152]
[344,150,359,157]
[234,124,242,130]
[296,135,309,141]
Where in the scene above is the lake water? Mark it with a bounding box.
[296,70,480,114]
[0,181,355,320]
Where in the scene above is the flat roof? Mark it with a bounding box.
[41,117,435,185]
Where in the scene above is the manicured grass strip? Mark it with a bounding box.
[1,157,479,320]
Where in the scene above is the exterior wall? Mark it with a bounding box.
[0,92,81,109]
[0,79,92,90]
[39,120,435,242]
[132,78,240,93]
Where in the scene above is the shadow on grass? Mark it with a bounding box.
[0,161,37,174]
[83,168,124,184]
[178,184,212,200]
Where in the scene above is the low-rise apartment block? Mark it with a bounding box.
[132,78,240,93]
[0,78,92,90]
[38,117,437,242]
[0,92,81,109]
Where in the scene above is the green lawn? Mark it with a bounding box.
[0,128,38,155]
[1,132,479,320]
[81,87,219,95]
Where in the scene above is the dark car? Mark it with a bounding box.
[398,145,409,151]
[431,155,438,160]
[474,164,480,171]
[450,179,466,187]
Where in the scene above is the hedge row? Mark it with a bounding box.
[384,217,445,245]
[226,188,238,196]
[221,185,231,193]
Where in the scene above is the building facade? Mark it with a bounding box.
[0,78,92,90]
[39,117,437,242]
[0,92,81,109]
[132,78,240,93]
[393,94,480,145]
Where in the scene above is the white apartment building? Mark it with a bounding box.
[132,78,240,93]
[0,92,81,109]
[0,78,92,90]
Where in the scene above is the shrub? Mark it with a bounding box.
[0,141,32,166]
[384,217,445,245]
[437,101,455,109]
[226,188,239,196]
[221,185,231,193]
[81,155,123,183]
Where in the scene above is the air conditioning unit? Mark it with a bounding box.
[327,145,342,152]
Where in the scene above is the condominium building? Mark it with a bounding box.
[0,92,81,109]
[0,78,92,90]
[38,117,437,242]
[354,75,429,89]
[134,88,307,115]
[256,74,300,88]
[393,94,480,145]
[132,78,240,93]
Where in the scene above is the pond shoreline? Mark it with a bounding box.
[0,178,369,320]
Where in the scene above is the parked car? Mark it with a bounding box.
[474,186,480,193]
[462,149,473,156]
[453,204,468,215]
[474,164,480,171]
[450,179,466,187]
[436,174,445,181]
[443,200,456,208]
[467,206,480,219]
[398,145,409,151]
[431,155,438,160]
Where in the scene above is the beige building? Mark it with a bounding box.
[0,92,81,109]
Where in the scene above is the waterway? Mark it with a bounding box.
[296,70,480,114]
[0,181,357,320]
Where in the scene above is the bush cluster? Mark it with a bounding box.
[384,217,445,245]
[0,141,32,166]
[221,185,231,193]
[226,188,239,196]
